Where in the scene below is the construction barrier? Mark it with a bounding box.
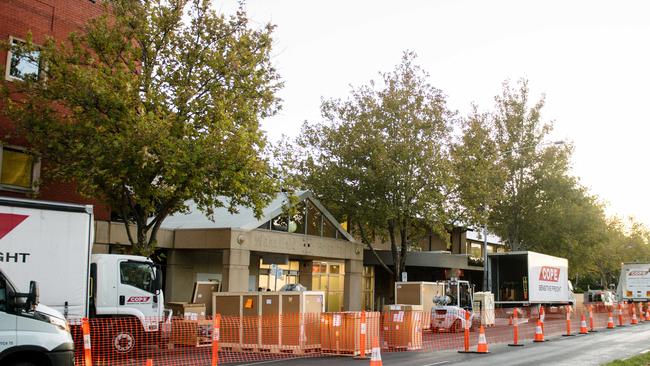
[69,302,645,365]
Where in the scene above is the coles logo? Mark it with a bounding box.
[539,266,560,282]
[629,271,649,276]
[127,296,151,303]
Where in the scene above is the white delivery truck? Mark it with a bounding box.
[0,197,165,356]
[489,251,575,308]
[617,263,650,302]
[1,271,75,366]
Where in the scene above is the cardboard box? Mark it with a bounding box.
[212,291,325,352]
[171,319,213,347]
[320,312,380,356]
[394,282,445,329]
[167,302,207,320]
[382,304,423,350]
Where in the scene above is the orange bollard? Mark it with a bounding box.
[81,318,93,366]
[631,304,638,325]
[458,310,471,353]
[212,314,221,366]
[618,303,625,327]
[639,303,645,322]
[562,305,574,336]
[508,307,524,347]
[146,360,153,366]
[533,319,545,342]
[588,305,597,332]
[355,311,369,359]
[539,306,546,332]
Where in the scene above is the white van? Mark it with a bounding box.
[0,270,74,366]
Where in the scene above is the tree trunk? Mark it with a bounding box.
[388,220,400,282]
[358,224,394,276]
[399,222,408,282]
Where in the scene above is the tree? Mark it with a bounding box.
[453,79,612,281]
[450,107,506,231]
[486,79,571,250]
[286,52,455,280]
[2,0,282,256]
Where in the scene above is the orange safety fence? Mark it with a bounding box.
[70,303,648,365]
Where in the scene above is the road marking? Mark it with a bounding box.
[423,362,449,366]
[640,349,650,354]
[239,358,303,366]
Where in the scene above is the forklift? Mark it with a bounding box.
[430,279,477,332]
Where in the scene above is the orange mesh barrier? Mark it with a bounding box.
[70,304,643,365]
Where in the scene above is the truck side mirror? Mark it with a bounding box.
[154,267,163,292]
[26,281,39,310]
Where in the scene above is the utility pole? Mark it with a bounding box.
[483,224,490,292]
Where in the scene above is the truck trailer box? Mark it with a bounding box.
[0,197,93,319]
[489,251,571,305]
[617,263,650,302]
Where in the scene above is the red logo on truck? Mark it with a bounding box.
[539,267,560,282]
[628,271,649,276]
[127,296,151,303]
[0,213,28,240]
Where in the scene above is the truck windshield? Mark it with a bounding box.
[0,271,17,312]
[120,261,155,293]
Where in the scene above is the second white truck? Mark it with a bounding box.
[489,251,575,307]
[617,263,650,302]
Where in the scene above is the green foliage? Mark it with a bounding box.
[1,0,281,256]
[284,51,455,279]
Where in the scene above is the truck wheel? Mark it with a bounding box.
[112,325,139,354]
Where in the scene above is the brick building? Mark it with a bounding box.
[0,0,109,219]
[0,1,368,311]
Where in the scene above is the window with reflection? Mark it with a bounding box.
[306,201,322,236]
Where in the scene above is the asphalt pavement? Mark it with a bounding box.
[235,321,650,366]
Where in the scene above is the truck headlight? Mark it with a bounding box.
[47,315,70,332]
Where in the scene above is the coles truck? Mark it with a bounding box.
[0,197,165,361]
[489,251,574,308]
[617,263,650,302]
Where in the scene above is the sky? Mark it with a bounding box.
[216,0,650,226]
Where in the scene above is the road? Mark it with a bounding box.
[237,322,650,366]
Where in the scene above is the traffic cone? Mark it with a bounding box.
[631,308,638,325]
[533,320,545,342]
[579,314,588,334]
[369,338,382,366]
[476,325,489,353]
[646,305,650,321]
[607,311,615,329]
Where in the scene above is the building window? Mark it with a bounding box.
[5,37,42,82]
[306,201,322,236]
[470,242,482,258]
[0,146,39,191]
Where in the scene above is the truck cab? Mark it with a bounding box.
[0,270,74,366]
[90,254,164,354]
